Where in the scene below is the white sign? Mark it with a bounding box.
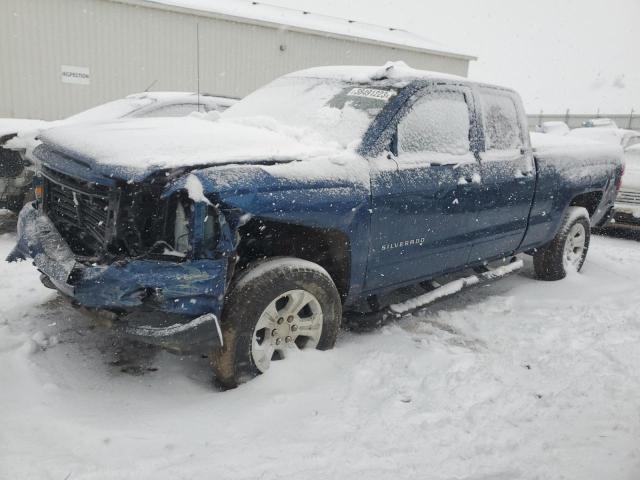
[347,87,395,101]
[61,65,90,85]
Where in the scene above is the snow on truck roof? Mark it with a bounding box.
[135,0,475,60]
[290,62,467,84]
[288,62,515,94]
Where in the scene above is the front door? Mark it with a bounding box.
[366,86,481,291]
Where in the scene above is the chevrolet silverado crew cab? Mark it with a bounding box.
[8,62,623,387]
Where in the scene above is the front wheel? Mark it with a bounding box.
[210,257,342,388]
[533,206,591,281]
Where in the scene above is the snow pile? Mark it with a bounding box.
[1,231,640,479]
[0,119,48,139]
[1,119,52,162]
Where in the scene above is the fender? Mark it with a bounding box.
[163,159,372,301]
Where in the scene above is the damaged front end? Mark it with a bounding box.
[7,158,237,353]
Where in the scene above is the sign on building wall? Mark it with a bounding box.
[61,65,90,85]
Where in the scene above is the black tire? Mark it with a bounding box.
[533,206,591,281]
[210,257,342,388]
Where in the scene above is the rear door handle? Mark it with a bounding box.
[515,170,534,185]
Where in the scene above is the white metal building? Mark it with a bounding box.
[0,0,475,120]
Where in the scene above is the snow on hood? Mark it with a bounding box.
[39,116,349,180]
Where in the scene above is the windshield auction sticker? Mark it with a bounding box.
[347,88,395,101]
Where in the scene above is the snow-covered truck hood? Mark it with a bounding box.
[38,116,349,181]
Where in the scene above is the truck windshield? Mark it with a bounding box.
[222,76,398,148]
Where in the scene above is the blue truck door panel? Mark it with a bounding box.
[467,89,536,262]
[365,85,480,290]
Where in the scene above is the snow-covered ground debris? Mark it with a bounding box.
[1,225,640,479]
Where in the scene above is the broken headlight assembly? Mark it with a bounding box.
[173,197,190,255]
[147,195,220,261]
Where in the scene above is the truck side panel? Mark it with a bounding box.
[520,154,619,251]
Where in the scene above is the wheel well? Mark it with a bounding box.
[570,191,602,217]
[234,219,351,301]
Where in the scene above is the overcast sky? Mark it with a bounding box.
[262,0,639,114]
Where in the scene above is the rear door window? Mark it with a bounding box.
[479,90,523,150]
[398,90,471,156]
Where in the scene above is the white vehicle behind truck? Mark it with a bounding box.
[612,144,640,227]
[565,127,640,228]
[0,92,237,212]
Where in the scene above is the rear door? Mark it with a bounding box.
[366,85,481,290]
[467,88,536,263]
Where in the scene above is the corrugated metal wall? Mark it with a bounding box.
[0,0,469,120]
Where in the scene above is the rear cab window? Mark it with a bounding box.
[396,87,475,164]
[478,88,529,154]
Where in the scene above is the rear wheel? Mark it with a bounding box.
[210,257,342,388]
[533,206,591,280]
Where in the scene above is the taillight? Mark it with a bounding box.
[615,163,625,192]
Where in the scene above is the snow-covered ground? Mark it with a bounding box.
[1,220,640,480]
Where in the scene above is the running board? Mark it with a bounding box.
[388,258,524,315]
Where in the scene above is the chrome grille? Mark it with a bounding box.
[617,190,640,206]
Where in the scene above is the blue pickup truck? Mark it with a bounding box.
[8,63,623,387]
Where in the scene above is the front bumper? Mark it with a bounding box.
[7,203,227,352]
